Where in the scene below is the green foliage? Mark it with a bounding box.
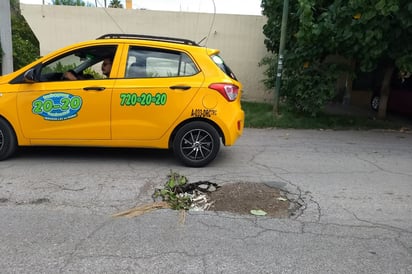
[242,100,276,128]
[109,0,123,8]
[242,101,411,130]
[52,0,86,6]
[261,0,412,116]
[84,67,104,79]
[153,171,192,210]
[10,0,40,70]
[259,56,277,92]
[43,62,103,79]
[11,36,39,70]
[283,64,339,116]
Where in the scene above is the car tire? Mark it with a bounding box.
[0,118,17,161]
[173,121,220,167]
[371,94,380,112]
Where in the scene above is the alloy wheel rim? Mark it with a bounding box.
[180,129,213,161]
[372,97,380,110]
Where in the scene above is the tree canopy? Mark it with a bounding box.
[109,0,123,8]
[261,0,412,117]
[52,0,123,8]
[10,0,40,70]
[52,0,88,6]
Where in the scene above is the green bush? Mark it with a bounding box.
[11,0,40,70]
[283,64,339,117]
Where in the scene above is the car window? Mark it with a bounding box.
[40,45,117,82]
[211,54,237,80]
[125,46,198,78]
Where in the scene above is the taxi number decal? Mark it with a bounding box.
[120,93,167,106]
[191,109,217,118]
[32,93,82,121]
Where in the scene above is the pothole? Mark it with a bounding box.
[207,182,291,218]
[114,171,300,218]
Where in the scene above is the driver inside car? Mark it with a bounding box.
[62,56,113,80]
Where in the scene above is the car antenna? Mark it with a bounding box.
[197,36,207,45]
[199,0,216,47]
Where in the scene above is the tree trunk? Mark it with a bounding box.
[323,55,354,105]
[343,59,356,105]
[377,66,395,119]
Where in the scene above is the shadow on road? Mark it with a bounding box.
[14,146,175,163]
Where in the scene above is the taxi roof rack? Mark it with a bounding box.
[97,34,199,46]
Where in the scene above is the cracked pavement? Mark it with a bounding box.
[0,128,411,273]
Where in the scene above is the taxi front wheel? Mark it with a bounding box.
[173,121,220,167]
[0,118,17,161]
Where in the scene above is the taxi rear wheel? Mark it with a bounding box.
[173,121,220,167]
[0,118,17,161]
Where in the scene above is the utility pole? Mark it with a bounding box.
[273,0,289,116]
[0,0,14,75]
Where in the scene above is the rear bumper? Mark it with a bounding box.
[222,109,244,146]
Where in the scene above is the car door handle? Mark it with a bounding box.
[169,85,191,90]
[83,87,106,91]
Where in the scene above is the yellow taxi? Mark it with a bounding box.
[0,34,244,166]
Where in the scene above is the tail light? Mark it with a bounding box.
[209,83,239,101]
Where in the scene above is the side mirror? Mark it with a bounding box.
[23,69,37,83]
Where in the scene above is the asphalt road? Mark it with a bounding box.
[1,128,411,273]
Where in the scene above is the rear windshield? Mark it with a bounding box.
[211,55,237,80]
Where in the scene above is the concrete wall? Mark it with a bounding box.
[20,4,272,102]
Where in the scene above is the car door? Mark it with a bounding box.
[111,45,205,140]
[389,74,412,115]
[16,45,117,140]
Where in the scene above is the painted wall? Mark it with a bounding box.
[20,4,272,102]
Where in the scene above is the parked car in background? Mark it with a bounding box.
[370,71,412,115]
[0,34,244,166]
